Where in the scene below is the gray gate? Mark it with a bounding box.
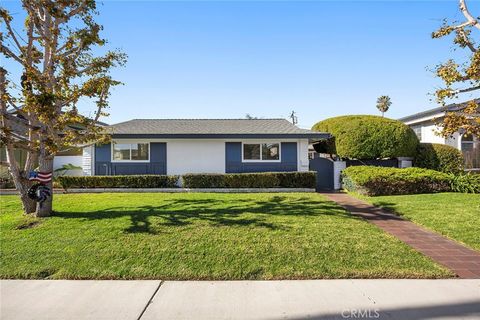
[309,157,334,191]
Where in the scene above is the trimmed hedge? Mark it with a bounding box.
[57,172,316,189]
[182,172,316,188]
[341,166,451,196]
[312,115,418,159]
[415,143,464,174]
[58,175,179,189]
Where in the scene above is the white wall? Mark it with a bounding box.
[53,155,83,176]
[419,122,446,145]
[333,161,346,190]
[82,146,94,176]
[445,132,462,150]
[410,121,465,151]
[297,139,310,172]
[167,140,226,175]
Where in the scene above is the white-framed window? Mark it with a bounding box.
[242,142,281,162]
[112,142,150,162]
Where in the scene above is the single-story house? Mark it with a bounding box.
[82,119,329,176]
[399,101,480,171]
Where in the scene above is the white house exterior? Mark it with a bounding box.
[399,102,480,171]
[82,119,328,176]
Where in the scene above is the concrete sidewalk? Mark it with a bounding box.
[1,280,479,320]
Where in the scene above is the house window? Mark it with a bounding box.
[243,144,261,160]
[412,126,422,141]
[461,134,480,169]
[243,143,280,161]
[112,142,149,161]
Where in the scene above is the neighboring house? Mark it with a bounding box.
[0,145,84,177]
[399,101,480,171]
[1,112,104,177]
[82,119,328,176]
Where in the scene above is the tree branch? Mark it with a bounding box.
[0,110,40,130]
[459,0,480,30]
[0,44,23,64]
[457,29,477,52]
[1,16,24,53]
[64,1,89,20]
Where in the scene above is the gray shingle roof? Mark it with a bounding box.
[398,100,480,123]
[109,119,326,138]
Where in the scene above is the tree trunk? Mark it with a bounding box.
[35,154,54,217]
[4,145,37,214]
[21,192,37,214]
[15,180,36,214]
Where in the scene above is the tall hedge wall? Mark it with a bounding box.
[311,115,419,159]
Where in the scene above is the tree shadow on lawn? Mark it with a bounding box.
[364,201,405,217]
[53,196,360,235]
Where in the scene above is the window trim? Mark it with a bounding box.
[111,142,151,163]
[241,142,281,163]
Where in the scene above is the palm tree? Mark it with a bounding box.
[376,96,392,117]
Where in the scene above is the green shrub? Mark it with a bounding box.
[182,174,227,188]
[182,172,316,188]
[58,175,179,189]
[312,115,419,159]
[0,176,15,189]
[223,173,279,188]
[275,172,317,188]
[0,165,15,189]
[341,166,451,196]
[450,174,480,194]
[415,143,464,174]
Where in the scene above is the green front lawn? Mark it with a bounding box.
[0,193,451,279]
[356,193,480,251]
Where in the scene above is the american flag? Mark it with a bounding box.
[28,172,53,183]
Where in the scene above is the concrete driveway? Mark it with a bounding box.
[1,279,479,320]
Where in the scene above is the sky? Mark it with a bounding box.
[2,0,479,129]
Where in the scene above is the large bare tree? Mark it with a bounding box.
[432,0,479,137]
[1,1,126,217]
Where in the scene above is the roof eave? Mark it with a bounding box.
[111,133,331,139]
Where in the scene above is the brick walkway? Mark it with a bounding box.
[320,192,480,279]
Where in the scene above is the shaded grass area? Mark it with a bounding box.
[0,193,452,279]
[355,193,480,251]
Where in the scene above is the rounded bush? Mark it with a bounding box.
[415,143,464,174]
[312,115,419,159]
